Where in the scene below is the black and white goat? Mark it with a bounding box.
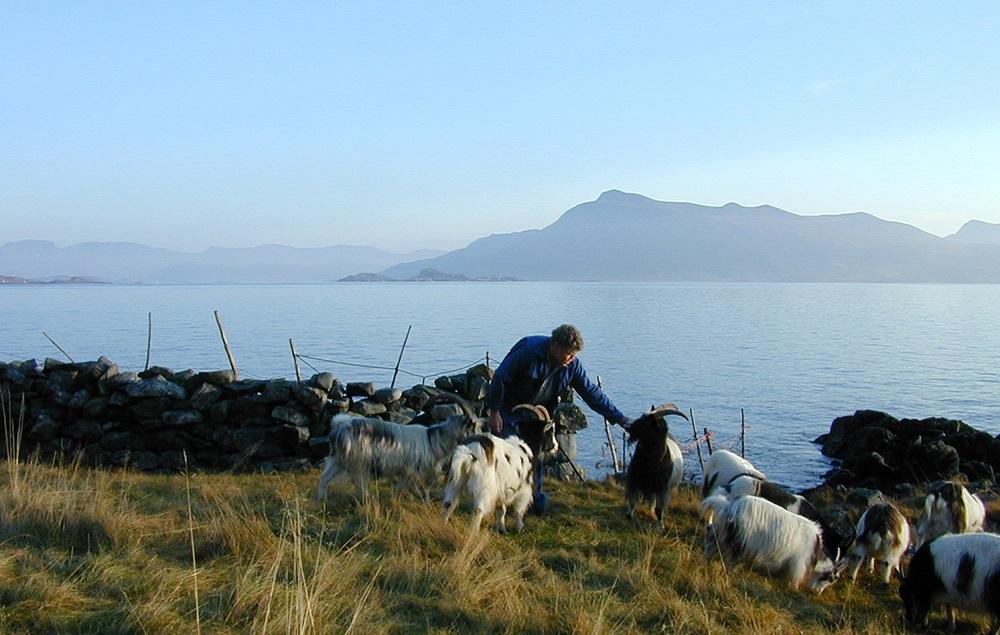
[625,404,688,529]
[915,481,986,549]
[316,392,484,501]
[700,494,845,593]
[899,532,1000,633]
[442,404,558,533]
[725,475,848,559]
[701,448,767,498]
[843,502,910,584]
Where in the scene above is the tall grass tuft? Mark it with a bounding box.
[1,384,25,499]
[182,451,201,635]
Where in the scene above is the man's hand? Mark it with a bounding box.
[489,410,503,435]
[619,416,632,432]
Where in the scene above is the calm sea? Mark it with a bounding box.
[3,282,999,489]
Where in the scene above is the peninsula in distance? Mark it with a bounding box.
[4,191,1000,284]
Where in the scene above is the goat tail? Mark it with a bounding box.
[861,530,884,557]
[442,445,478,516]
[700,494,730,525]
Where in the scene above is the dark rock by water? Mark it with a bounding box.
[815,409,1000,490]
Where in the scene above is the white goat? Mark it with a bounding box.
[700,494,844,593]
[702,449,766,498]
[914,482,986,549]
[900,532,1000,633]
[442,405,558,533]
[844,502,910,584]
[625,404,688,529]
[725,475,848,559]
[316,393,482,501]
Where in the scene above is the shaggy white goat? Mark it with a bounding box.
[844,502,911,584]
[914,482,986,549]
[316,393,482,501]
[724,475,848,559]
[441,405,558,533]
[700,494,844,593]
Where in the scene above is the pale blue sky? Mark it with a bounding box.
[3,2,998,251]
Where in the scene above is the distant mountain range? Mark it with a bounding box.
[5,192,1000,283]
[381,191,1000,282]
[0,241,443,283]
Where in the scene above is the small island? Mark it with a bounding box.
[339,268,520,282]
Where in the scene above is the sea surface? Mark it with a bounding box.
[3,282,999,489]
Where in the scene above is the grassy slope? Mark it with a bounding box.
[2,457,983,635]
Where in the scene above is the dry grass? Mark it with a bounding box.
[0,397,990,634]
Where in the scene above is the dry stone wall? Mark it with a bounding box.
[0,357,495,473]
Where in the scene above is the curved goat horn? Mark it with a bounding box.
[512,403,551,422]
[649,403,688,420]
[429,391,477,421]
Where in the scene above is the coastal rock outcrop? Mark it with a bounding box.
[814,409,1000,490]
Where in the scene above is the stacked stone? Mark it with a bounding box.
[548,402,589,481]
[0,357,497,474]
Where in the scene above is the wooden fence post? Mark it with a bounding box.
[389,325,412,390]
[42,332,75,364]
[597,375,621,474]
[690,408,704,473]
[741,408,746,458]
[145,312,152,371]
[213,311,238,380]
[289,338,301,383]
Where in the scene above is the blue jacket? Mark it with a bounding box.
[486,335,627,426]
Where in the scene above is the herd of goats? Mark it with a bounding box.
[313,392,1000,634]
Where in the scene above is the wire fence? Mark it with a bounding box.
[294,353,489,385]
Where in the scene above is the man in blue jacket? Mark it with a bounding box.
[485,324,630,514]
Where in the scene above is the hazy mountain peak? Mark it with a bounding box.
[962,219,1000,230]
[596,189,650,203]
[947,219,1000,245]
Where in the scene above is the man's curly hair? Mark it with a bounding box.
[550,324,584,352]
